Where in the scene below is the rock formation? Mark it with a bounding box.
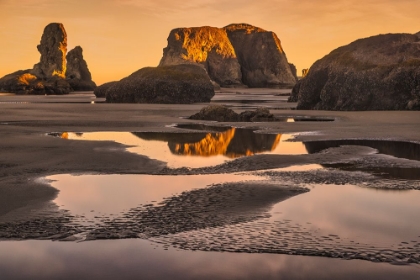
[159,24,297,88]
[189,105,239,122]
[289,33,420,110]
[105,64,214,103]
[94,81,118,98]
[289,63,298,81]
[0,69,72,95]
[66,46,96,91]
[0,23,96,95]
[31,23,67,79]
[189,105,277,122]
[224,24,297,87]
[159,27,242,87]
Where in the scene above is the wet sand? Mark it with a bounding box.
[1,91,420,219]
[1,91,420,276]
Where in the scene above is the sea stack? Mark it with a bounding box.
[66,46,97,91]
[224,23,297,87]
[31,23,67,79]
[289,33,420,110]
[159,24,297,88]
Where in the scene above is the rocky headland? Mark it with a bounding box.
[289,32,420,110]
[159,23,297,88]
[105,64,214,103]
[0,23,96,94]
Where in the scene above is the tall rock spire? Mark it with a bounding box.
[31,23,67,79]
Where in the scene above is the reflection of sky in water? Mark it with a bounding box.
[56,131,307,168]
[47,171,420,249]
[269,184,420,244]
[0,239,418,280]
[48,173,263,221]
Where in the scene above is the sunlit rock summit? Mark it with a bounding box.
[289,32,420,110]
[0,23,96,94]
[159,26,242,87]
[159,23,297,88]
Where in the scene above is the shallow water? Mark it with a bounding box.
[47,173,263,224]
[39,171,420,265]
[49,127,308,168]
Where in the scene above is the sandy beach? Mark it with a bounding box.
[1,90,420,278]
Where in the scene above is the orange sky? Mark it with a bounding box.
[1,0,419,85]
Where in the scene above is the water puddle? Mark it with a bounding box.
[30,171,420,265]
[47,173,263,225]
[164,182,420,264]
[48,126,308,168]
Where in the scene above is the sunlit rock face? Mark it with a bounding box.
[66,46,97,91]
[106,64,214,103]
[94,81,118,98]
[0,69,71,95]
[159,24,297,88]
[224,24,298,88]
[31,23,67,79]
[289,33,420,110]
[159,27,243,87]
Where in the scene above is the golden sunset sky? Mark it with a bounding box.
[1,0,419,85]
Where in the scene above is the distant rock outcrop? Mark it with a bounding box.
[66,46,96,91]
[106,64,214,103]
[224,24,297,88]
[159,24,297,88]
[289,33,420,110]
[0,23,95,95]
[159,27,242,87]
[189,105,277,122]
[189,105,239,122]
[94,81,118,98]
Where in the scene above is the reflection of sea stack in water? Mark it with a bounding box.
[159,23,297,88]
[289,32,420,110]
[0,23,96,94]
[167,127,281,158]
